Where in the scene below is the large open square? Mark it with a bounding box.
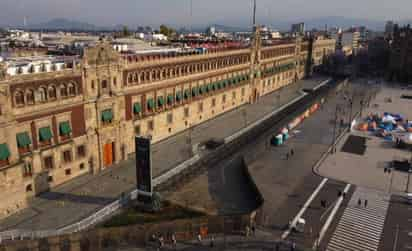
[317,83,412,194]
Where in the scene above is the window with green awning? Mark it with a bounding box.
[133,102,142,114]
[147,98,155,110]
[192,87,198,97]
[59,121,72,136]
[217,82,222,89]
[16,132,31,148]
[167,94,174,104]
[207,84,212,92]
[39,127,53,141]
[176,91,183,101]
[199,85,206,94]
[157,96,164,106]
[0,144,10,161]
[101,110,113,122]
[184,89,191,99]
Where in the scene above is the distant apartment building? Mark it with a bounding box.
[331,30,360,55]
[387,25,412,83]
[0,28,335,219]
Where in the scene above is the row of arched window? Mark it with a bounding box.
[126,55,250,85]
[261,47,296,60]
[14,82,78,107]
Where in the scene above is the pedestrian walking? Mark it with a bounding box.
[358,198,361,207]
[291,241,296,251]
[286,152,289,160]
[210,236,215,248]
[290,148,294,156]
[251,224,256,236]
[171,233,176,249]
[197,233,202,244]
[364,199,368,208]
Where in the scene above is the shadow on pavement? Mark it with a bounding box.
[207,156,260,215]
[37,191,114,205]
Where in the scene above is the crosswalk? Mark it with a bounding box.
[326,187,390,251]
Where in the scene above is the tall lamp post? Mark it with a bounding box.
[406,167,412,193]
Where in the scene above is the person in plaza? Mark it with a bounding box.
[358,198,362,207]
[210,236,215,248]
[197,233,202,244]
[171,233,177,249]
[286,152,289,160]
[290,148,294,156]
[291,241,296,251]
[364,199,368,208]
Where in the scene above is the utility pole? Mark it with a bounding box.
[252,0,257,28]
[190,0,193,33]
[331,105,339,153]
[406,167,412,193]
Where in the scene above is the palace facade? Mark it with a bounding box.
[0,30,335,219]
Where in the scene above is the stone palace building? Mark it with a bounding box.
[0,29,335,219]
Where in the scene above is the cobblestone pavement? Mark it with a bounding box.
[0,76,327,231]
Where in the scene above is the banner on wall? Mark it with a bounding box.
[135,136,153,201]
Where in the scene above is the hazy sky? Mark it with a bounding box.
[0,0,410,27]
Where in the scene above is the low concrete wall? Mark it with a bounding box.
[0,215,251,251]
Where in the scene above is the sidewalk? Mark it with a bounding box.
[0,77,327,231]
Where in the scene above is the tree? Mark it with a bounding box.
[122,25,130,37]
[159,24,175,38]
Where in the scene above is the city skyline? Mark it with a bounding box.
[1,0,411,28]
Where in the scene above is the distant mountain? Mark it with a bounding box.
[27,18,101,31]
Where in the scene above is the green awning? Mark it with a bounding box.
[192,87,198,97]
[101,110,113,122]
[147,99,155,109]
[199,86,206,94]
[176,91,183,101]
[184,89,191,99]
[217,82,222,89]
[59,121,72,136]
[207,84,212,92]
[167,94,174,104]
[0,144,10,161]
[157,96,164,106]
[39,127,53,141]
[133,102,141,113]
[16,132,31,148]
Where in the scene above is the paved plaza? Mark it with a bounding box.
[316,83,412,195]
[0,76,328,231]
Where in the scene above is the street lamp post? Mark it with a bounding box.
[406,167,412,193]
[331,105,339,153]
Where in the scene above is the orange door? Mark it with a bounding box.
[104,143,113,167]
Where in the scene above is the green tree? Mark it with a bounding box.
[122,25,130,37]
[159,24,175,38]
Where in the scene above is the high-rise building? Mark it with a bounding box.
[385,21,394,39]
[387,25,412,83]
[291,23,305,35]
